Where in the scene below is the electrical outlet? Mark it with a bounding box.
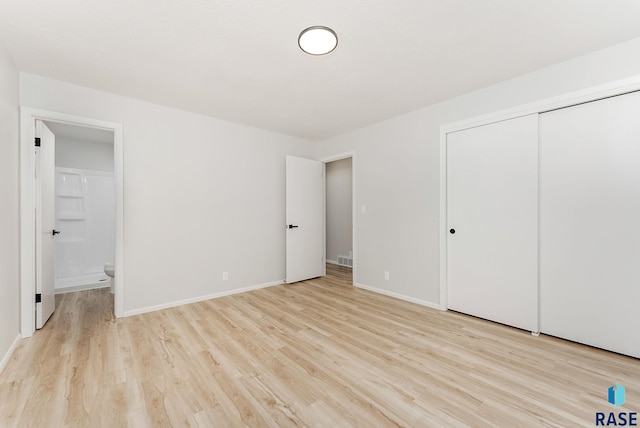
[222,272,229,281]
[384,271,390,281]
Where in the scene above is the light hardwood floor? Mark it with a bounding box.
[1,265,639,427]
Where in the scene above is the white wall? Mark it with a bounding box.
[317,37,640,307]
[20,74,315,314]
[326,158,352,263]
[19,36,640,315]
[0,41,20,369]
[56,138,114,171]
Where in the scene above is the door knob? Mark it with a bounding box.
[449,229,455,234]
[52,229,61,235]
[288,225,299,229]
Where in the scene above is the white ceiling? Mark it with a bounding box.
[2,1,640,140]
[44,121,114,144]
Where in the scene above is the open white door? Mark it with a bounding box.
[285,156,325,283]
[35,120,57,328]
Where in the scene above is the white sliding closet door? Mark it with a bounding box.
[447,114,539,332]
[540,91,640,358]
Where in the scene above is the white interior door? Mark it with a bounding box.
[447,114,539,332]
[35,120,57,328]
[286,156,325,283]
[540,91,640,358]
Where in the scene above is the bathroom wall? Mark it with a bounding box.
[56,138,114,171]
[326,158,352,264]
[0,40,20,370]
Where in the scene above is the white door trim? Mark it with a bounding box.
[319,151,356,286]
[439,74,640,310]
[20,107,124,337]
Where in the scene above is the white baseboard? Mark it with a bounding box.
[123,280,284,317]
[0,333,21,376]
[355,283,443,310]
[55,282,111,294]
[326,259,353,269]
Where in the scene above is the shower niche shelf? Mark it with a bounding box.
[58,214,87,221]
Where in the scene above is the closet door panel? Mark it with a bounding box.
[447,114,539,332]
[540,91,640,358]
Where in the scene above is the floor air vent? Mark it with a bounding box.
[337,255,353,268]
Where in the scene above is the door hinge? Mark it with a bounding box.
[35,293,42,303]
[34,137,41,147]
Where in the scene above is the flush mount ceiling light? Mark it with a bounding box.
[298,26,338,55]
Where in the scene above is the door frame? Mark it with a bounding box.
[439,75,640,311]
[320,151,356,286]
[20,107,124,337]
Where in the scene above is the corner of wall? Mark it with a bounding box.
[0,334,21,376]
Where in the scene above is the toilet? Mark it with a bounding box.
[104,263,115,278]
[104,263,115,293]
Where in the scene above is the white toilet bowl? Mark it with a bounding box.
[104,264,115,294]
[104,263,115,278]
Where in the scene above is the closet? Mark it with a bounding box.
[539,91,640,358]
[445,91,640,358]
[447,115,538,332]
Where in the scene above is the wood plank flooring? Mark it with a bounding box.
[1,264,639,427]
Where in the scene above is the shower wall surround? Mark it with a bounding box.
[55,167,115,290]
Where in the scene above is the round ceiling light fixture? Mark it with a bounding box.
[298,26,338,55]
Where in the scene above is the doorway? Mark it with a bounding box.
[46,121,115,294]
[20,108,124,337]
[321,152,356,285]
[284,153,356,285]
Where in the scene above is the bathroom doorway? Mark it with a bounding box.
[20,108,124,336]
[45,121,115,295]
